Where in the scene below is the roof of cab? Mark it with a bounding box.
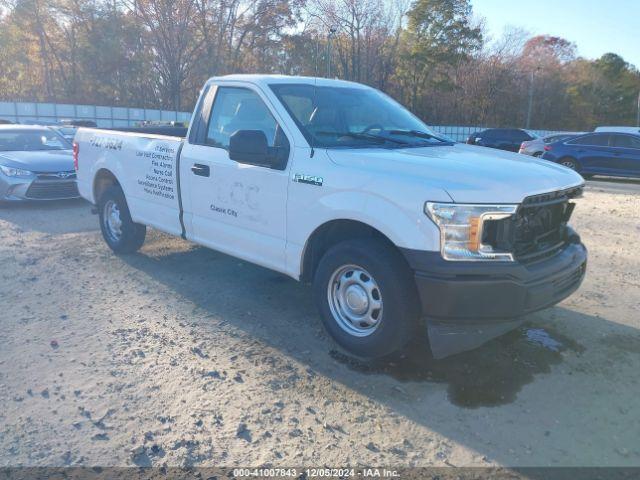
[205,74,369,89]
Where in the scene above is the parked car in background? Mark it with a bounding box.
[60,119,97,128]
[519,132,584,157]
[466,128,537,152]
[0,125,79,202]
[53,126,78,142]
[542,132,640,179]
[595,126,640,135]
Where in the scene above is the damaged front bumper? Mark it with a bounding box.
[401,240,587,359]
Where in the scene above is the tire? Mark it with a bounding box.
[559,157,578,171]
[558,157,592,179]
[98,185,146,253]
[533,151,542,157]
[313,237,420,359]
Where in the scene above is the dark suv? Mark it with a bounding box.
[466,128,537,152]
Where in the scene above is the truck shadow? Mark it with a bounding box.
[121,236,640,466]
[327,325,584,409]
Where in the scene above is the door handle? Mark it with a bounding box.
[191,163,210,177]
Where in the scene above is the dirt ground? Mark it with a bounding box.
[0,188,639,468]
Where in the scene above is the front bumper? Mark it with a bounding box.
[401,241,587,358]
[0,175,79,201]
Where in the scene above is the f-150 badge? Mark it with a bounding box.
[293,173,323,186]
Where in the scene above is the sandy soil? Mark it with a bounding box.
[0,189,639,468]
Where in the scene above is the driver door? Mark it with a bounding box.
[180,85,291,273]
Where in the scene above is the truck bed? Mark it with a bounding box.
[75,128,185,236]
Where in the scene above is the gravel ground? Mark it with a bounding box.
[0,189,639,468]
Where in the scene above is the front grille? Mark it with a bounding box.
[26,181,79,199]
[511,199,571,263]
[36,171,76,181]
[483,188,581,264]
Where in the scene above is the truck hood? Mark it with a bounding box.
[0,150,74,173]
[326,143,584,203]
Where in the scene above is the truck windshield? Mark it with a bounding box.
[269,83,450,149]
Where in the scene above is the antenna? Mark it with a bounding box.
[327,26,337,78]
[310,76,317,158]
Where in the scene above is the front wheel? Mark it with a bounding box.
[313,238,420,358]
[98,185,146,253]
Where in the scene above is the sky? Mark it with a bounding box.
[471,0,640,68]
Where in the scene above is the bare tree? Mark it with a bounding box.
[122,0,204,110]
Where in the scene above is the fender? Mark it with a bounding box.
[287,190,442,279]
[91,162,128,204]
[75,128,131,205]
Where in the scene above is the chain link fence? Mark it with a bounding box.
[0,101,191,127]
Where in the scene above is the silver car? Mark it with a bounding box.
[0,125,79,202]
[519,132,584,157]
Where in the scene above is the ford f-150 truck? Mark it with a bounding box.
[75,75,587,359]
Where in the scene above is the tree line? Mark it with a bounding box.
[1,0,639,130]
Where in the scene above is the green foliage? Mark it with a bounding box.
[565,54,640,129]
[395,0,482,110]
[0,0,638,129]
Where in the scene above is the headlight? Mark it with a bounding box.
[425,202,518,261]
[0,165,33,178]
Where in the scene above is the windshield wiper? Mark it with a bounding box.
[387,130,449,143]
[315,131,409,145]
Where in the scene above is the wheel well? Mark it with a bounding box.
[93,169,120,203]
[300,220,397,283]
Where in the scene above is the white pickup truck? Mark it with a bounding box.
[75,75,587,359]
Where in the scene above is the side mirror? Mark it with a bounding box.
[229,130,269,166]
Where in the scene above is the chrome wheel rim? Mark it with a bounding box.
[562,160,576,170]
[327,264,383,337]
[104,200,123,243]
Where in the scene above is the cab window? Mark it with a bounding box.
[206,87,285,150]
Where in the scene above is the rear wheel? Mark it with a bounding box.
[313,238,420,358]
[98,185,146,253]
[558,157,592,179]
